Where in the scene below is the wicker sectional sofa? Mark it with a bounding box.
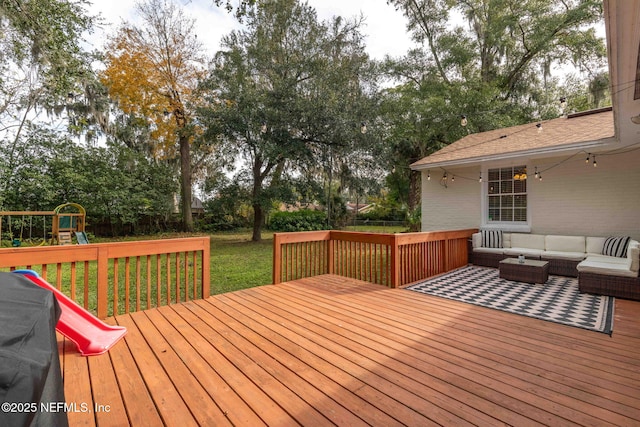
[470,232,640,300]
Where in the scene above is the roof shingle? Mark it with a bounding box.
[411,108,614,169]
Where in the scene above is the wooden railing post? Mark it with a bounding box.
[444,237,450,272]
[327,237,335,275]
[390,234,400,288]
[201,237,211,297]
[97,246,109,319]
[273,233,282,284]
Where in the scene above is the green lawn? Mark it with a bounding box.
[210,230,274,294]
[3,226,408,307]
[209,225,408,293]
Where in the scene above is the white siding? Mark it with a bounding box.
[420,149,640,240]
[529,150,640,240]
[421,166,481,231]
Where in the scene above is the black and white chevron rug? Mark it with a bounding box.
[405,265,614,335]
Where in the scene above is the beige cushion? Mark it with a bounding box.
[628,241,639,272]
[583,255,630,265]
[586,237,606,255]
[577,258,637,278]
[541,251,586,261]
[502,233,512,248]
[472,233,482,249]
[510,234,545,250]
[545,235,585,253]
[503,248,543,258]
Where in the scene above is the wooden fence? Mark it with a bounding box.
[0,237,210,319]
[273,229,476,287]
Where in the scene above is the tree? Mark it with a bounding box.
[101,0,207,231]
[199,0,375,240]
[388,0,605,97]
[382,0,607,211]
[0,0,96,207]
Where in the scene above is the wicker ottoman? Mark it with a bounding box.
[499,258,550,284]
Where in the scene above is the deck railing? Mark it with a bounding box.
[273,229,476,287]
[0,237,210,318]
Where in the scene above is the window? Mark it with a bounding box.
[487,166,527,223]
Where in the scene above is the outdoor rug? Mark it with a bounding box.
[405,265,614,334]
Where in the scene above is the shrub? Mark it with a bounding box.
[268,210,327,232]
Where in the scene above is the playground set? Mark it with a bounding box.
[0,202,87,246]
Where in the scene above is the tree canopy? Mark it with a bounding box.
[380,0,607,212]
[0,0,610,238]
[101,0,207,231]
[198,0,378,240]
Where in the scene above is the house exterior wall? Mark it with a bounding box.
[528,149,640,240]
[421,166,481,231]
[420,149,640,240]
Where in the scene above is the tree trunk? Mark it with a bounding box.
[252,203,263,242]
[408,170,421,212]
[251,159,264,242]
[179,134,193,232]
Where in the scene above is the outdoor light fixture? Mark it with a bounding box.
[586,153,590,163]
[513,168,527,181]
[593,155,597,167]
[460,115,468,127]
[427,170,431,181]
[534,167,539,179]
[478,172,482,183]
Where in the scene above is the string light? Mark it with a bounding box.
[360,122,367,134]
[460,115,467,127]
[585,153,590,163]
[423,142,636,186]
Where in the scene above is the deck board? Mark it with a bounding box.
[60,274,640,426]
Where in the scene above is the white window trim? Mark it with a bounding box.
[480,164,532,232]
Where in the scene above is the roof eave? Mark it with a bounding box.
[410,136,616,171]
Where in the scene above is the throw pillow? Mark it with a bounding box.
[481,229,503,248]
[602,236,631,258]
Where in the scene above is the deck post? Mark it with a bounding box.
[390,234,400,288]
[97,246,109,319]
[273,233,282,284]
[327,234,335,275]
[201,237,211,297]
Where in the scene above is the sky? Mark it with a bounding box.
[84,0,418,60]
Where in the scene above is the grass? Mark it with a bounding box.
[210,230,274,294]
[3,226,408,315]
[210,225,408,293]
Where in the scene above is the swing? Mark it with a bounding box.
[0,205,85,246]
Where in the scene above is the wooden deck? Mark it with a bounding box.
[59,274,640,426]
